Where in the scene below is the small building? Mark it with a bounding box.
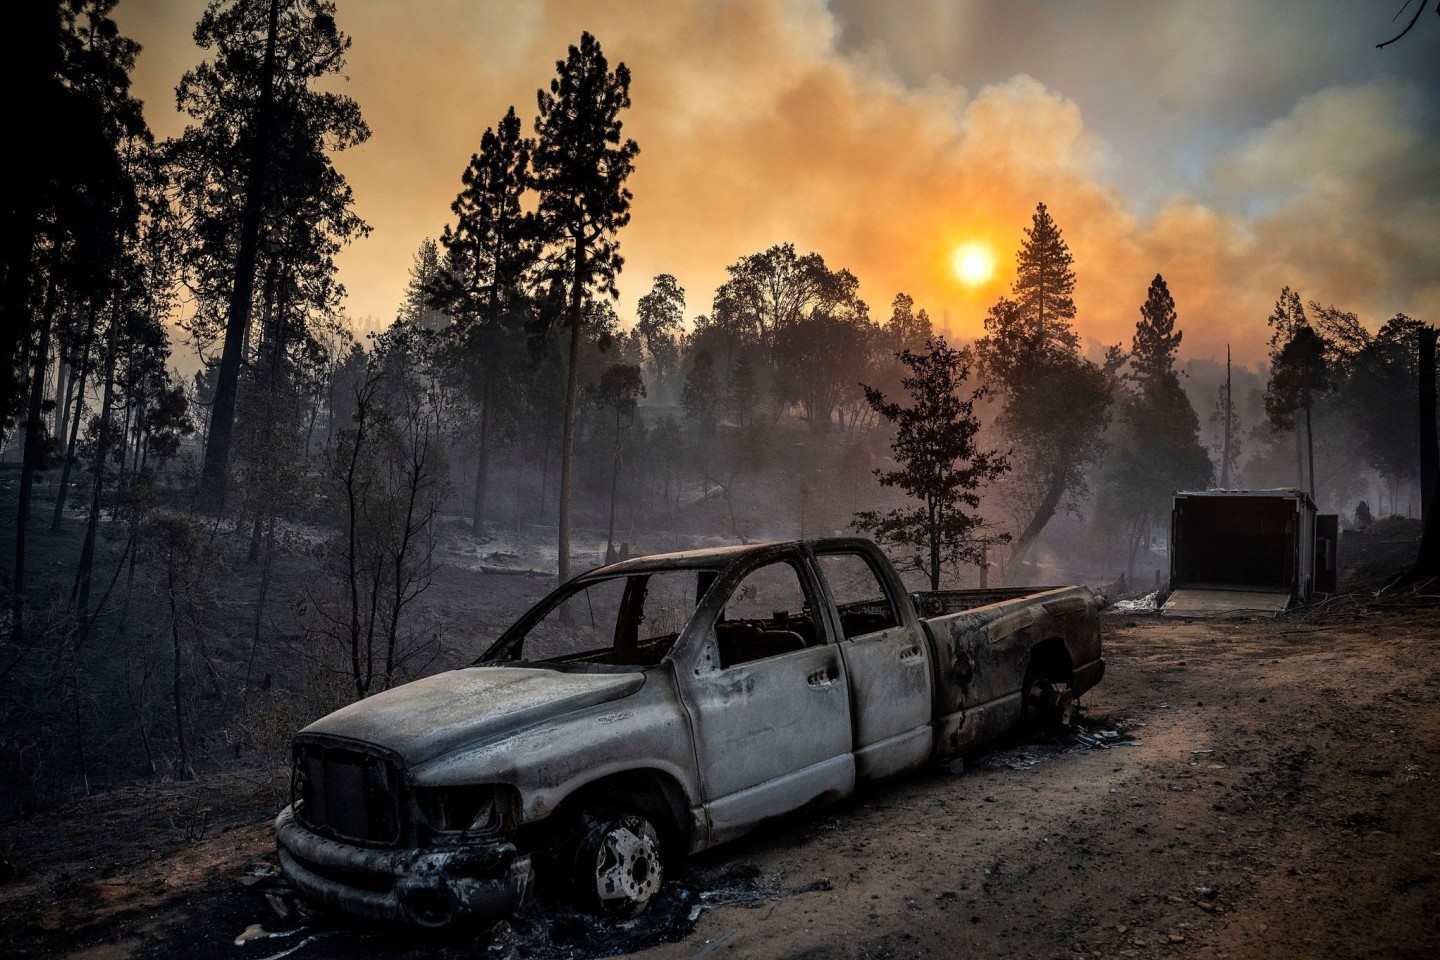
[1161,489,1338,618]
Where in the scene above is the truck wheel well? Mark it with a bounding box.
[1025,637,1073,684]
[553,769,692,860]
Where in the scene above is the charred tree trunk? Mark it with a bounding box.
[1220,345,1233,488]
[538,428,551,520]
[606,412,622,562]
[472,372,491,536]
[12,279,57,642]
[74,300,123,621]
[1008,466,1067,576]
[244,516,276,706]
[53,356,71,440]
[168,560,191,781]
[1409,326,1439,581]
[200,0,281,504]
[52,356,90,532]
[927,498,941,591]
[557,239,586,586]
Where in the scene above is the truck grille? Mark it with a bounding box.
[293,740,402,847]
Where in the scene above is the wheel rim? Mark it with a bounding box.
[589,815,663,915]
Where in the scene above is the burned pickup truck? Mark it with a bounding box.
[275,537,1104,928]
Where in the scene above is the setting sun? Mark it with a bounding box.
[951,242,995,287]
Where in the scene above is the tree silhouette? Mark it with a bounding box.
[11,0,147,644]
[532,32,639,585]
[435,105,534,534]
[977,204,1117,576]
[174,0,369,504]
[636,274,685,401]
[854,337,1008,590]
[1012,201,1079,356]
[587,363,645,562]
[1096,274,1212,577]
[1266,325,1330,499]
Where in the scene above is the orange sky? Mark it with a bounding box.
[116,0,1440,369]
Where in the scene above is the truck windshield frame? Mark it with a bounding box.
[476,567,722,666]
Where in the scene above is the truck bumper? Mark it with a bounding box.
[274,805,532,928]
[1072,657,1105,697]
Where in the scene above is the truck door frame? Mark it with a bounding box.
[674,547,855,845]
[808,540,935,781]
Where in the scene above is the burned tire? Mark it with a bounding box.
[573,809,664,918]
[1023,671,1076,728]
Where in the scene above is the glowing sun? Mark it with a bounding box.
[951,243,995,287]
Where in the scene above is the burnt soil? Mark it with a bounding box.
[3,591,1440,960]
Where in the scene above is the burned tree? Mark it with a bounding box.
[303,359,447,700]
[434,106,535,535]
[1096,274,1212,578]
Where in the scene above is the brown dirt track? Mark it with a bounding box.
[3,598,1439,960]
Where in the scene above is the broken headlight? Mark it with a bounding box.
[414,785,516,838]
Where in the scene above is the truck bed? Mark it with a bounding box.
[912,584,1104,759]
[910,586,1066,618]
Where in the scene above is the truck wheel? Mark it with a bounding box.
[573,809,664,918]
[1023,673,1076,727]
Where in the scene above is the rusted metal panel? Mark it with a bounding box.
[924,586,1103,757]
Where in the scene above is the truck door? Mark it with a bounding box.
[680,554,854,844]
[813,547,934,781]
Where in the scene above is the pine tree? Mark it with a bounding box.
[1097,273,1212,577]
[681,350,720,437]
[174,0,370,503]
[976,204,1115,575]
[1265,325,1330,499]
[1131,275,1181,383]
[1013,201,1078,355]
[434,105,534,534]
[853,337,1009,590]
[398,239,448,331]
[532,32,639,585]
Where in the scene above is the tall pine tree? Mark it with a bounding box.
[976,203,1116,576]
[435,106,534,534]
[1013,201,1079,356]
[532,32,639,584]
[1096,274,1212,578]
[173,0,370,503]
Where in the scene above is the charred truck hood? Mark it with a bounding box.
[298,666,646,765]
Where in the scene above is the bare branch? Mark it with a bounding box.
[1378,0,1430,48]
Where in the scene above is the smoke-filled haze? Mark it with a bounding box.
[116,0,1440,366]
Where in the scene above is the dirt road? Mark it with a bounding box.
[3,605,1438,959]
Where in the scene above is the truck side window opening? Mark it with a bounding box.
[715,560,824,667]
[816,552,900,640]
[517,570,710,665]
